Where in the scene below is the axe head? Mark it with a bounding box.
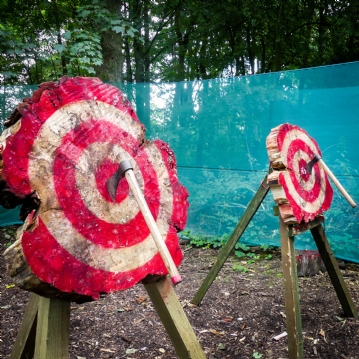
[305,154,321,175]
[106,160,133,201]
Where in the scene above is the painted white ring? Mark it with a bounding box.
[280,128,327,213]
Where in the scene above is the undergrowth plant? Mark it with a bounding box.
[180,229,275,262]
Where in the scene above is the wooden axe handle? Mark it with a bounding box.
[318,159,356,208]
[125,169,182,284]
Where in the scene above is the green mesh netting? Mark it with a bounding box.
[1,62,359,262]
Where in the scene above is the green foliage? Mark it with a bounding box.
[232,264,249,273]
[180,229,275,263]
[253,352,263,359]
[181,229,228,249]
[0,0,138,84]
[2,0,359,85]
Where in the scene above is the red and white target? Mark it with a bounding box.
[275,123,333,222]
[1,77,188,298]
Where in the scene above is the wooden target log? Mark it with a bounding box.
[0,76,189,301]
[266,123,333,224]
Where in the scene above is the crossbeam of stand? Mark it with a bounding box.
[192,173,269,305]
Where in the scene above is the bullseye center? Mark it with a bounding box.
[299,158,311,181]
[96,160,129,203]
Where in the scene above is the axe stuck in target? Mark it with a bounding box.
[107,160,182,285]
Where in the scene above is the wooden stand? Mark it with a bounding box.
[10,295,71,359]
[279,216,303,359]
[280,217,357,359]
[10,277,206,359]
[192,180,357,359]
[192,174,269,305]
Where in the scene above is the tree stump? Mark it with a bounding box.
[296,250,326,277]
[1,76,189,301]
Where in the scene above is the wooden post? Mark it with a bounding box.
[34,297,71,359]
[143,276,206,359]
[280,216,304,359]
[10,294,39,359]
[192,174,269,305]
[310,224,358,318]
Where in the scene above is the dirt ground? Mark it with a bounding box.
[1,225,359,359]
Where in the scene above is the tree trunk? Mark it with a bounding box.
[270,0,284,72]
[95,0,124,82]
[198,37,208,79]
[143,0,151,82]
[318,2,327,64]
[174,8,190,81]
[52,0,67,76]
[260,37,266,73]
[246,27,255,74]
[124,39,133,82]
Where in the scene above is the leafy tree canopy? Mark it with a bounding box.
[1,0,359,85]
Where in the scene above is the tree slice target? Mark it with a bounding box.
[1,77,188,299]
[266,123,333,223]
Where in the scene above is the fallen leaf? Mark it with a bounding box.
[217,343,226,350]
[319,329,325,337]
[273,331,287,341]
[126,348,138,354]
[5,284,15,289]
[253,352,263,359]
[119,334,132,343]
[221,316,233,323]
[134,318,145,325]
[187,303,197,308]
[135,296,148,304]
[100,348,115,353]
[71,306,84,311]
[209,329,225,336]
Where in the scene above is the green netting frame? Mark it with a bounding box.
[1,62,359,262]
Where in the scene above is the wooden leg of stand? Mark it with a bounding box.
[34,297,71,359]
[192,175,269,305]
[10,294,40,359]
[143,276,206,359]
[280,217,304,359]
[310,224,358,318]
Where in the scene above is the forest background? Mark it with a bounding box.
[1,0,359,85]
